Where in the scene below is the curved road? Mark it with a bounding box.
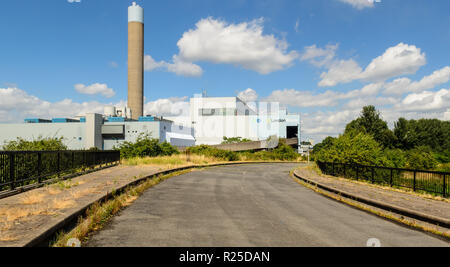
[87,164,448,247]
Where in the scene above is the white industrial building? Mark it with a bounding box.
[165,94,301,147]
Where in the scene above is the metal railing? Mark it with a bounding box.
[0,150,120,192]
[317,161,449,197]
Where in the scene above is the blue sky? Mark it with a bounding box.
[1,0,449,142]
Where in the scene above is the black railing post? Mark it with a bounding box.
[356,165,359,181]
[371,167,375,184]
[413,171,416,192]
[443,174,446,198]
[37,152,42,184]
[72,152,75,170]
[390,169,393,187]
[9,153,15,190]
[57,152,61,177]
[83,152,86,171]
[343,164,346,177]
[332,162,335,176]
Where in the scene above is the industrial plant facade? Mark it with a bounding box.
[0,3,301,152]
[166,95,301,147]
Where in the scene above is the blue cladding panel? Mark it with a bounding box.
[108,117,126,122]
[24,118,51,123]
[52,118,80,123]
[138,116,155,122]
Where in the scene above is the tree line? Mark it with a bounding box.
[313,106,449,172]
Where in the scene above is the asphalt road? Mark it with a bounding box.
[87,163,449,247]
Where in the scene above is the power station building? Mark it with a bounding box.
[165,94,301,146]
[0,2,301,151]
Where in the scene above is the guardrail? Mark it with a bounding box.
[0,151,120,192]
[317,161,449,197]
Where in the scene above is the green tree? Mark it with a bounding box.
[312,136,335,154]
[393,117,411,149]
[315,132,383,165]
[405,146,438,170]
[2,136,67,151]
[344,105,395,148]
[382,149,407,168]
[393,118,450,153]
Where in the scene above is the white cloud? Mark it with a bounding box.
[67,0,81,3]
[237,88,259,103]
[300,44,338,68]
[319,59,362,87]
[409,66,450,93]
[267,89,340,107]
[337,0,375,10]
[295,19,300,33]
[74,83,116,98]
[0,87,104,123]
[144,54,203,77]
[144,55,166,71]
[144,97,190,117]
[313,43,426,87]
[360,43,426,82]
[396,89,449,112]
[166,55,203,77]
[176,17,299,74]
[381,66,450,95]
[444,109,450,120]
[0,87,192,123]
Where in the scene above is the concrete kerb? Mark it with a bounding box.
[293,170,450,229]
[23,161,301,247]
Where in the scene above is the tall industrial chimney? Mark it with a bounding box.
[128,2,144,120]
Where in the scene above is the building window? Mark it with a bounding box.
[199,108,237,116]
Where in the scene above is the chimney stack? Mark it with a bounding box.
[128,2,144,120]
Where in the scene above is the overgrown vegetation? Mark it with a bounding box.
[221,136,252,144]
[2,136,67,151]
[116,133,301,165]
[187,139,301,162]
[122,154,225,168]
[115,134,179,159]
[313,105,449,171]
[186,145,240,161]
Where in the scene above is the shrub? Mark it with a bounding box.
[381,149,407,168]
[186,145,239,161]
[237,140,300,161]
[314,132,383,165]
[222,137,252,144]
[436,163,450,172]
[115,134,179,159]
[2,136,67,151]
[405,146,438,170]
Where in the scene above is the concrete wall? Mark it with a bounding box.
[102,121,161,150]
[85,114,103,150]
